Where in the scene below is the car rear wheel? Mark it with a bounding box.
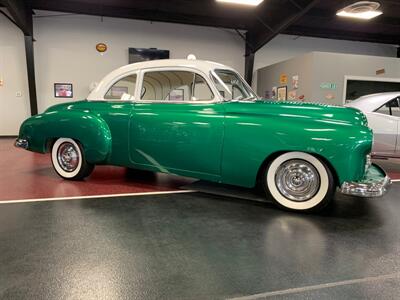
[263,152,335,212]
[51,138,94,180]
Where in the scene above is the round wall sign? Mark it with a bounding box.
[96,43,107,53]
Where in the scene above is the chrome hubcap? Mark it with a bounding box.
[275,159,320,202]
[57,142,79,172]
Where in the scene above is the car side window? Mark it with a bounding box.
[141,70,213,101]
[104,74,137,100]
[375,98,400,117]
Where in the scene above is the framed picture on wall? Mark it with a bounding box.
[54,83,73,98]
[277,86,287,101]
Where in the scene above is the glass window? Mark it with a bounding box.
[212,69,257,101]
[105,74,137,100]
[141,70,213,101]
[193,74,213,100]
[375,98,400,117]
[346,80,400,101]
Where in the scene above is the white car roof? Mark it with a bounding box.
[87,59,235,100]
[346,92,400,112]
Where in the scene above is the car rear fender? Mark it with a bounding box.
[18,111,112,163]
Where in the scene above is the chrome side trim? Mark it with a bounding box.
[340,176,391,197]
[15,138,29,149]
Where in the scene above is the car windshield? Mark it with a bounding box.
[212,69,257,101]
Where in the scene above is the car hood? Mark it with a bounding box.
[225,99,368,127]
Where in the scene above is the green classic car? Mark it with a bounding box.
[16,59,390,212]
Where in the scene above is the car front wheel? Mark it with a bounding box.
[263,152,335,212]
[51,138,94,180]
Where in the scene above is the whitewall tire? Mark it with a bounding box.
[263,152,335,212]
[51,138,94,180]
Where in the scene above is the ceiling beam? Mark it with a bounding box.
[283,25,400,45]
[31,0,251,30]
[248,0,320,53]
[2,0,33,36]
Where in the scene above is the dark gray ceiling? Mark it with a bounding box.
[26,0,400,47]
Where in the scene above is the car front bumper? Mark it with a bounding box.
[14,138,29,150]
[340,164,391,197]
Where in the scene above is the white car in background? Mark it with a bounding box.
[346,92,400,158]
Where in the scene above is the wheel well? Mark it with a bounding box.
[255,151,286,188]
[312,153,339,187]
[45,138,57,152]
[45,137,83,153]
[255,151,339,188]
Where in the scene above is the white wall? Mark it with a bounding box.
[0,13,30,135]
[312,52,400,105]
[253,34,398,89]
[33,11,245,112]
[257,52,400,106]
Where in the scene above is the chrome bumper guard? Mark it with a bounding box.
[14,138,29,149]
[340,164,391,197]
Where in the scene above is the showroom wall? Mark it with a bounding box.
[33,11,245,112]
[257,53,314,101]
[314,52,400,104]
[257,52,400,105]
[0,13,31,135]
[253,34,398,90]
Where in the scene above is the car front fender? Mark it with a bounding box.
[221,116,373,188]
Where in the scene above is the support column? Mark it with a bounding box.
[24,35,38,115]
[244,33,255,86]
[4,0,38,115]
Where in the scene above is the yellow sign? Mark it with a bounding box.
[96,43,108,53]
[280,74,288,84]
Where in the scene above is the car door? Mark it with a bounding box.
[130,68,225,180]
[90,72,138,166]
[368,97,399,156]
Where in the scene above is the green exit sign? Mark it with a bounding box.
[320,83,337,90]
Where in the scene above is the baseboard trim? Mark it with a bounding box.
[0,135,18,138]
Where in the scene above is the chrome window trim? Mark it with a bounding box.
[210,69,258,101]
[103,72,138,101]
[89,71,140,102]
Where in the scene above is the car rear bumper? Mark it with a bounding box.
[340,164,391,197]
[15,138,29,150]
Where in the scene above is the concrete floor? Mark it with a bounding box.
[1,185,400,299]
[2,137,400,299]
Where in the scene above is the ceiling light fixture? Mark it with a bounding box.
[216,0,264,6]
[336,1,383,20]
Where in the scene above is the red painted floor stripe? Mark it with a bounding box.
[0,139,194,201]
